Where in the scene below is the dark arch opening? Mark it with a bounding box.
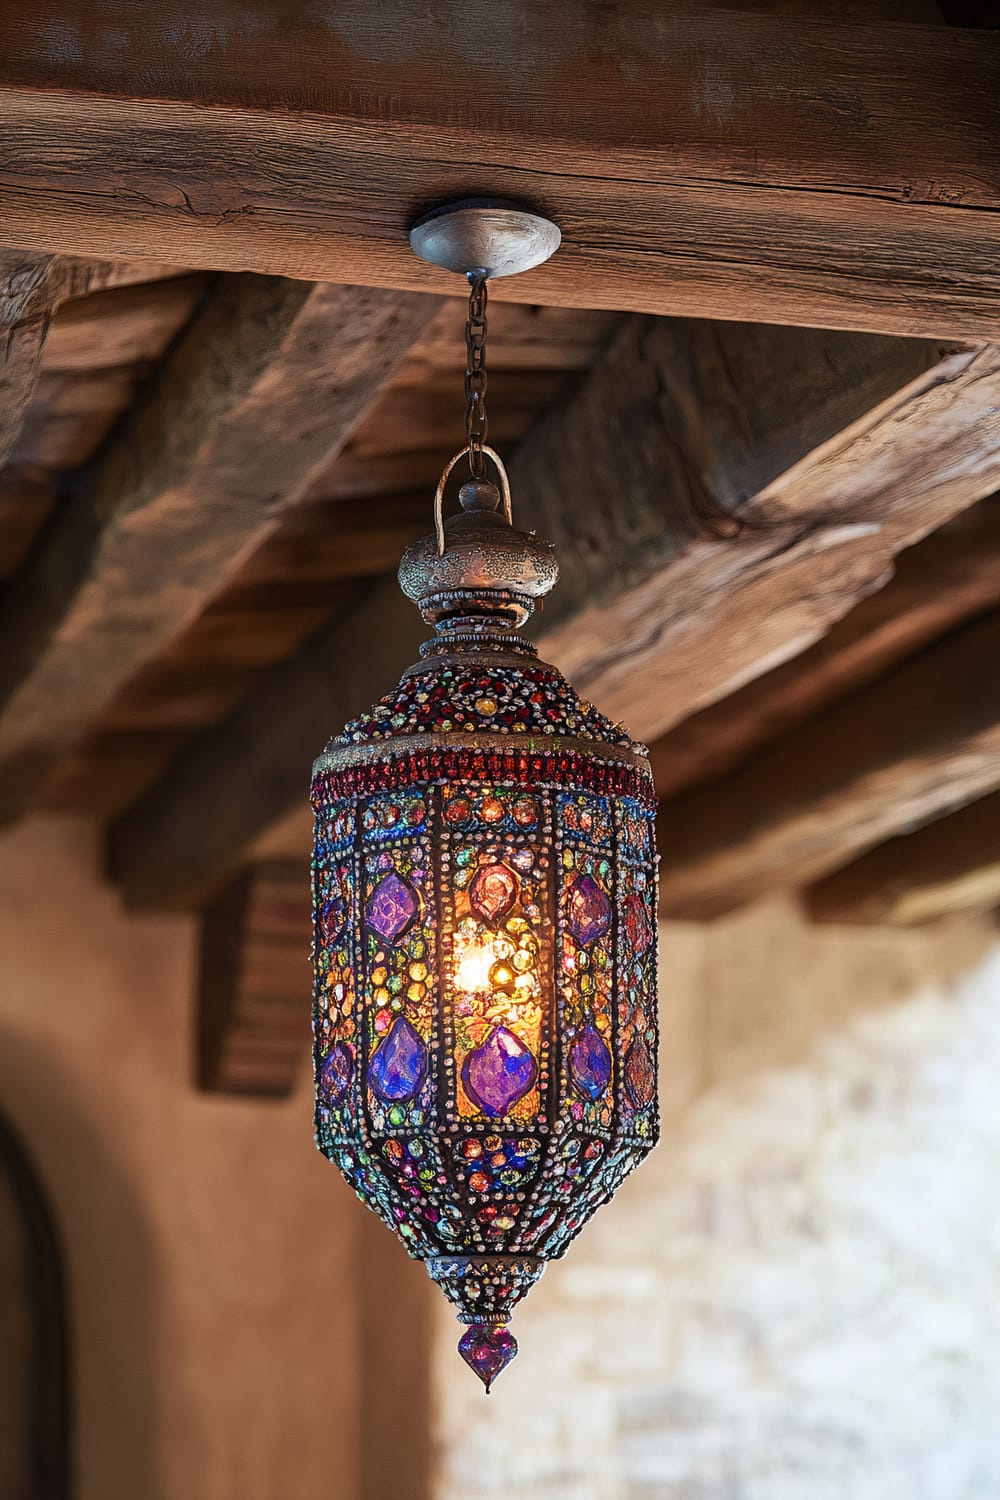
[0,1111,71,1500]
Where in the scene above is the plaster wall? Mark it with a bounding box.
[0,816,360,1500]
[433,898,1000,1500]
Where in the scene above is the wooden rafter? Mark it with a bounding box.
[517,325,1000,745]
[2,5,1000,339]
[657,612,1000,920]
[108,322,1000,910]
[805,791,1000,926]
[0,276,440,821]
[197,861,310,1096]
[648,496,1000,797]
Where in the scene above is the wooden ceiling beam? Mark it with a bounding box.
[2,5,999,340]
[648,495,1000,798]
[804,791,1000,927]
[657,612,1000,920]
[515,324,1000,746]
[197,860,310,1096]
[109,321,1000,911]
[0,275,440,821]
[2,248,194,466]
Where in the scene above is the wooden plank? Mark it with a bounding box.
[657,612,1000,920]
[0,276,439,822]
[1,250,192,465]
[2,6,1000,339]
[648,496,1000,797]
[109,324,1000,910]
[109,578,423,909]
[42,275,205,372]
[0,473,56,578]
[804,791,1000,926]
[0,251,63,466]
[197,861,310,1096]
[518,324,1000,744]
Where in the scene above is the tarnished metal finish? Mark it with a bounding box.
[409,198,561,280]
[313,729,652,778]
[465,272,489,478]
[399,490,558,620]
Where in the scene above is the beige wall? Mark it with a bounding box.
[0,816,361,1500]
[4,815,999,1500]
[433,900,1000,1499]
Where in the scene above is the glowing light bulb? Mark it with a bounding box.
[453,933,498,995]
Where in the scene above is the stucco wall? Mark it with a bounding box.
[0,816,361,1500]
[432,899,1000,1500]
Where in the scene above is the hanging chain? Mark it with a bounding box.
[464,271,489,479]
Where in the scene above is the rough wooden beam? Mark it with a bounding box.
[2,5,1000,339]
[804,791,1000,927]
[0,276,439,821]
[657,612,1000,920]
[109,579,423,910]
[109,323,1000,910]
[1,251,64,465]
[518,323,1000,745]
[1,249,192,464]
[197,861,310,1096]
[649,496,1000,797]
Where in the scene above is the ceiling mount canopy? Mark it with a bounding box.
[409,196,562,281]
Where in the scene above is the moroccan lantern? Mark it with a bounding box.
[311,202,659,1391]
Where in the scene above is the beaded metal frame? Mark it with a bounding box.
[312,479,659,1391]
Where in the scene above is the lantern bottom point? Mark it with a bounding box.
[458,1320,518,1394]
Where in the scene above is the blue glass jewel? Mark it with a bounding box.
[369,1017,427,1102]
[569,1025,612,1100]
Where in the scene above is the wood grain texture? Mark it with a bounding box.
[2,5,1000,338]
[519,324,1000,743]
[108,322,1000,911]
[197,860,310,1096]
[804,790,1000,926]
[0,251,62,466]
[0,276,439,821]
[108,577,424,910]
[649,496,1000,797]
[657,612,1000,920]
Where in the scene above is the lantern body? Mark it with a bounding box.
[311,494,658,1383]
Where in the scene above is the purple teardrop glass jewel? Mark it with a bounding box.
[320,1042,353,1107]
[462,1026,537,1116]
[566,873,612,946]
[369,1017,427,1102]
[569,1025,612,1101]
[365,871,420,943]
[458,1322,518,1393]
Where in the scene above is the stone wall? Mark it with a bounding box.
[432,900,1000,1500]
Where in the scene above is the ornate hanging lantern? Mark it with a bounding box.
[311,201,659,1392]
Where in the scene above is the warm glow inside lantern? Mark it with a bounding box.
[311,471,659,1391]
